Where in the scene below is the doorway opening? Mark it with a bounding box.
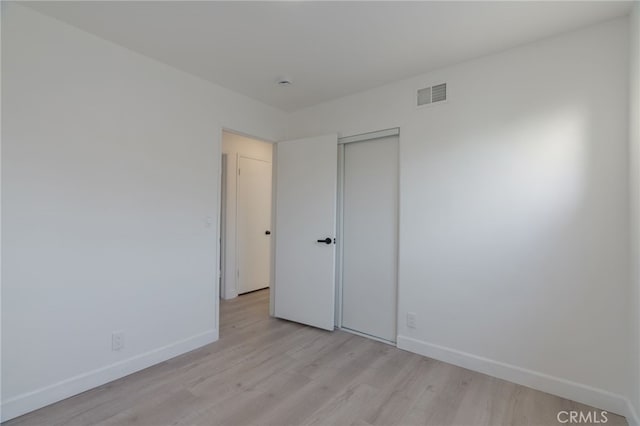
[232,129,398,346]
[219,130,274,333]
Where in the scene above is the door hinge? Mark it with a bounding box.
[238,168,241,175]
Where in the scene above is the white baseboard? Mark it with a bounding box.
[397,335,637,425]
[1,329,218,422]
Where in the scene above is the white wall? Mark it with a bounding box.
[629,2,640,424]
[289,18,631,417]
[3,3,637,423]
[1,4,286,421]
[221,132,273,300]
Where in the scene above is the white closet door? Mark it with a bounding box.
[274,134,338,331]
[237,156,272,294]
[341,136,398,342]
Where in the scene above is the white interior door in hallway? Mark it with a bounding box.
[340,134,399,342]
[237,156,272,294]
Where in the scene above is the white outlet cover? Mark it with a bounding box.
[407,312,417,328]
[112,331,124,351]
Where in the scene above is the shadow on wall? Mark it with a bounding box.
[410,104,589,255]
[402,95,627,389]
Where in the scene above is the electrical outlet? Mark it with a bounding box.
[407,312,416,329]
[112,331,124,351]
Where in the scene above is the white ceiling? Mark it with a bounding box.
[28,1,633,112]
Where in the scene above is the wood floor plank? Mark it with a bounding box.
[301,383,382,426]
[364,357,438,426]
[3,289,629,426]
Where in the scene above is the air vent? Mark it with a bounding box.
[417,87,431,106]
[417,83,447,107]
[432,83,447,102]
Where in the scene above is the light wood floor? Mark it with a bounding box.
[4,289,627,426]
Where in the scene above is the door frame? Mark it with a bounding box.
[219,153,228,299]
[217,127,276,322]
[335,127,401,345]
[270,144,278,316]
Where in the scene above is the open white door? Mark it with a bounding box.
[274,134,337,331]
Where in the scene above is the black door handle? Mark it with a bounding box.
[317,237,332,245]
[265,230,271,235]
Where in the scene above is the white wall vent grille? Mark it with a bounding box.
[417,83,447,107]
[417,87,432,106]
